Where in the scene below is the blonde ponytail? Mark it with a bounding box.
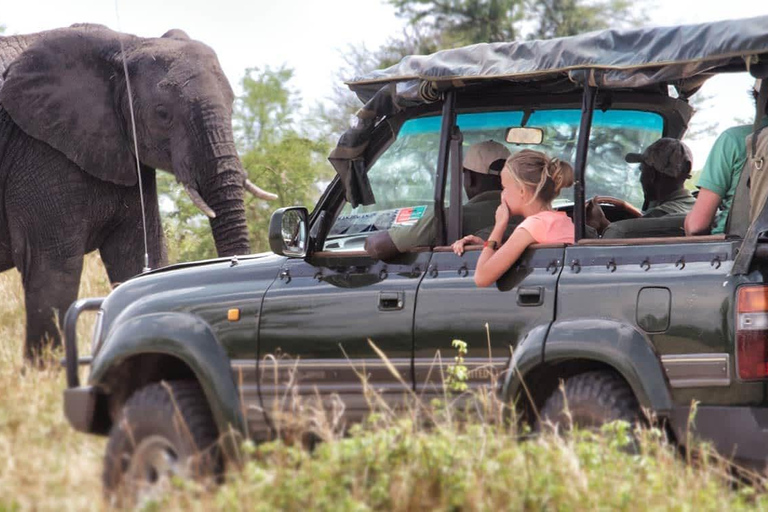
[547,158,574,195]
[505,149,574,204]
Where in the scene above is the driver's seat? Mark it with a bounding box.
[601,214,687,239]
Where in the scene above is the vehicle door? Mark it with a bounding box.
[257,114,442,431]
[412,108,584,397]
[414,245,564,397]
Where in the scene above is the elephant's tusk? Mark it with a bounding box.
[245,179,278,201]
[184,185,216,218]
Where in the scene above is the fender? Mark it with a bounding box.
[542,318,673,413]
[501,324,548,405]
[89,312,246,436]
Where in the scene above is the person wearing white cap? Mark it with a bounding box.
[685,79,768,235]
[364,140,516,260]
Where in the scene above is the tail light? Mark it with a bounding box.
[737,286,768,380]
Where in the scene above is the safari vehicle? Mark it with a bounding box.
[64,16,768,494]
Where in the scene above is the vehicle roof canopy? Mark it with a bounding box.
[331,16,768,207]
[349,16,768,103]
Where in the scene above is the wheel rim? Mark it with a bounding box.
[126,435,185,498]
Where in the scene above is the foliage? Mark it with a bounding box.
[234,66,296,149]
[3,265,768,509]
[445,339,469,392]
[160,66,333,262]
[318,0,647,143]
[158,173,217,263]
[528,0,641,39]
[389,0,525,45]
[388,0,643,43]
[240,134,332,254]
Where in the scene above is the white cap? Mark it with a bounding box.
[463,140,511,175]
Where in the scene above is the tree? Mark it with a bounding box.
[389,0,524,45]
[388,0,643,44]
[312,26,444,143]
[234,66,295,149]
[317,0,646,144]
[528,0,641,39]
[160,66,333,262]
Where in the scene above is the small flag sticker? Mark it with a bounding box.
[394,205,427,226]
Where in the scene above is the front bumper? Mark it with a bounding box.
[64,386,98,434]
[669,405,768,469]
[63,297,103,388]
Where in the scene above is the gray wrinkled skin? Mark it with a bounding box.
[0,24,253,360]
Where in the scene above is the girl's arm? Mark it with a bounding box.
[474,225,535,288]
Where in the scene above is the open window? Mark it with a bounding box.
[324,115,443,252]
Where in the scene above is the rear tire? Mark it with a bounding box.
[538,370,640,430]
[103,380,221,504]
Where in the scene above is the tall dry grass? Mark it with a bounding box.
[1,255,768,510]
[0,253,110,511]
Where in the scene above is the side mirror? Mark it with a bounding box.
[506,127,544,145]
[269,207,309,257]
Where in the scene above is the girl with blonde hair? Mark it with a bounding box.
[452,149,575,287]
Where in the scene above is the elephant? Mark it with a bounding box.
[0,24,276,361]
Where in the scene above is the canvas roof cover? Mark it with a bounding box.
[331,16,768,207]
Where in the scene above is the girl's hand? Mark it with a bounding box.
[452,235,484,256]
[495,203,510,226]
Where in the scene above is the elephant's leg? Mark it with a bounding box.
[19,254,84,361]
[4,140,91,362]
[0,247,13,273]
[0,204,12,272]
[99,171,167,283]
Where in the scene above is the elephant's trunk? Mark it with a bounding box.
[182,105,256,257]
[199,159,251,257]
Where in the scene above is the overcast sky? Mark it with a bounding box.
[3,1,768,167]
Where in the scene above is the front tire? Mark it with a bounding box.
[103,380,221,503]
[539,370,640,430]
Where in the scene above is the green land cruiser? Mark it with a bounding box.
[64,16,768,494]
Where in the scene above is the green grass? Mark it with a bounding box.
[2,255,768,510]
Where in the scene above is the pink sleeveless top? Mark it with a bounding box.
[517,211,574,244]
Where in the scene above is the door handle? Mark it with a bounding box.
[378,291,405,311]
[517,286,543,306]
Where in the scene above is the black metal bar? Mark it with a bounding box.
[434,90,457,247]
[447,126,464,243]
[573,84,597,242]
[64,297,104,388]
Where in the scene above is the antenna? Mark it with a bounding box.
[114,0,151,273]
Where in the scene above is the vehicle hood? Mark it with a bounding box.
[92,251,286,351]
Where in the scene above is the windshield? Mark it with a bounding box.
[402,109,664,207]
[329,107,664,243]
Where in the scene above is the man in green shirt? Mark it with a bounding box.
[686,79,766,235]
[364,140,513,260]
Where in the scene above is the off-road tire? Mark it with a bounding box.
[102,380,221,501]
[538,370,640,430]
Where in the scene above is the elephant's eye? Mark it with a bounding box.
[155,105,171,123]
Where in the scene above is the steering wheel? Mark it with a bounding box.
[588,195,642,218]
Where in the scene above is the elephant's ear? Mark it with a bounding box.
[0,26,138,186]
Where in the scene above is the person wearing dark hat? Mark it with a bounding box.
[685,79,768,235]
[364,140,517,260]
[587,138,695,236]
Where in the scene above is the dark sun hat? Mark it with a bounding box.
[625,138,693,178]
